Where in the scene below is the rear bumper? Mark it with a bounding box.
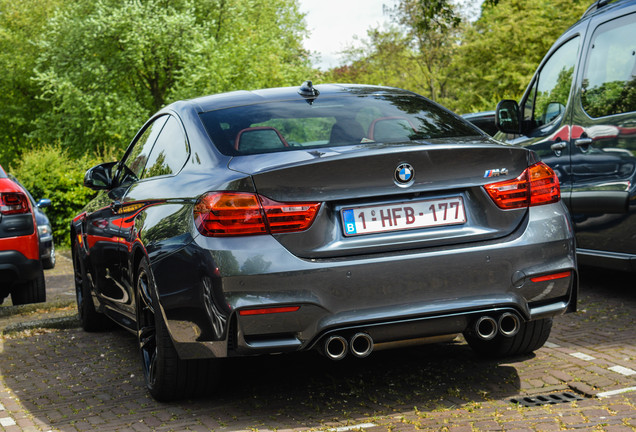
[0,249,42,288]
[152,202,577,359]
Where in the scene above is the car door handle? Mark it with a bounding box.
[551,142,567,151]
[574,137,593,147]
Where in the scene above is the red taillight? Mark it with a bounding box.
[194,192,321,237]
[0,192,30,215]
[528,162,561,206]
[259,196,321,234]
[484,162,560,210]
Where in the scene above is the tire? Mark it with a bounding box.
[11,268,46,305]
[73,243,112,331]
[464,317,553,358]
[42,242,56,269]
[136,258,216,401]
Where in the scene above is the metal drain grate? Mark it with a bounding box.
[510,392,584,407]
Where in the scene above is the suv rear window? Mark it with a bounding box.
[199,94,480,156]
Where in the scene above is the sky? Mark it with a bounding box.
[297,0,483,71]
[297,0,396,70]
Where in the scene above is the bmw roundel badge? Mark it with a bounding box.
[395,163,414,186]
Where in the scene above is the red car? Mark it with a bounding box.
[0,164,46,305]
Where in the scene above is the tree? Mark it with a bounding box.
[328,0,465,106]
[449,0,589,113]
[0,0,66,165]
[30,0,312,157]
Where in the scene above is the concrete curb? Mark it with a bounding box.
[1,314,80,334]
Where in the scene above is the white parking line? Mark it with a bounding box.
[596,387,636,398]
[569,352,596,361]
[544,341,560,348]
[327,423,378,432]
[609,365,636,376]
[0,417,16,427]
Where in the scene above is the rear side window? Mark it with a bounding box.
[142,116,189,179]
[199,94,479,156]
[581,13,636,118]
[117,115,168,187]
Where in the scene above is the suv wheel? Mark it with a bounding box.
[11,268,46,305]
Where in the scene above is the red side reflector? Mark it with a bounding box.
[531,271,571,283]
[239,306,301,316]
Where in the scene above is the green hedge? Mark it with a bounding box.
[10,145,100,247]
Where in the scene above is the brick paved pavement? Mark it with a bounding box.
[0,265,634,431]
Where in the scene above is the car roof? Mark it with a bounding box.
[177,84,416,113]
[582,0,636,19]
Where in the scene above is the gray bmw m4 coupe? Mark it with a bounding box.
[72,82,577,401]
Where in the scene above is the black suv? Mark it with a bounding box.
[494,0,636,272]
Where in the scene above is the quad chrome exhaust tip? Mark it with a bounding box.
[498,312,521,337]
[473,312,522,340]
[323,335,348,361]
[350,333,374,358]
[474,316,498,340]
[323,333,375,360]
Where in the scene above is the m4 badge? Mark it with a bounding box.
[484,168,509,178]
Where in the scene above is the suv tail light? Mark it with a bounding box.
[0,192,30,215]
[484,162,560,209]
[194,192,321,237]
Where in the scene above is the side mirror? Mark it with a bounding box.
[544,102,565,124]
[84,161,117,190]
[36,198,51,209]
[495,99,521,135]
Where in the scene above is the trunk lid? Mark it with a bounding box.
[228,138,531,258]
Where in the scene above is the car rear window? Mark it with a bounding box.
[199,93,480,156]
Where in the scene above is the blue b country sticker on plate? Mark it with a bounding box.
[342,209,357,235]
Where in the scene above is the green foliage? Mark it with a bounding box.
[328,0,589,114]
[30,0,312,158]
[0,0,64,164]
[9,146,99,246]
[448,0,589,113]
[582,78,636,118]
[330,0,462,106]
[0,0,312,168]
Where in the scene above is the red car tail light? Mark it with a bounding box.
[0,192,30,215]
[484,162,560,210]
[194,192,321,237]
[259,196,321,234]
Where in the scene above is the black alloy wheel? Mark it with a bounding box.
[136,258,217,401]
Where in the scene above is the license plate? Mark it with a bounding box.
[341,197,466,236]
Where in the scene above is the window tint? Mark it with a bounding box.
[199,93,479,156]
[524,36,579,129]
[117,116,168,187]
[142,116,188,179]
[581,13,636,118]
